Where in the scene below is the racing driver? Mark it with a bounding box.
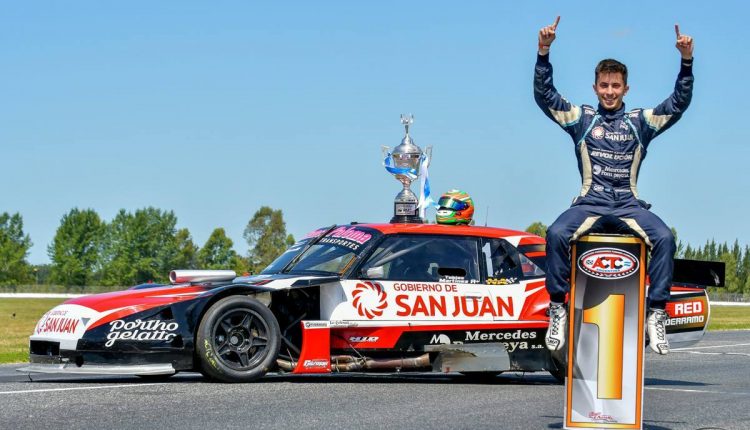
[534,16,694,355]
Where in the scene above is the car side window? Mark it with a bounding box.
[481,239,524,284]
[360,235,480,283]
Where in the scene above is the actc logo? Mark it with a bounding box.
[352,281,388,319]
[578,248,639,280]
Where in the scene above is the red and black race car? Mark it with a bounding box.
[22,223,719,382]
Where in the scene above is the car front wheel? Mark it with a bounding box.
[196,295,281,382]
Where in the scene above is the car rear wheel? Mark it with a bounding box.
[196,295,281,383]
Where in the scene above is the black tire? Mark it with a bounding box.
[196,295,281,383]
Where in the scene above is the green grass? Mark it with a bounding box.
[0,284,125,294]
[707,305,750,331]
[0,299,747,364]
[0,298,66,363]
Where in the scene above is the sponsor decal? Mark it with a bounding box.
[319,226,373,251]
[36,315,80,335]
[578,248,638,280]
[465,329,537,342]
[429,334,453,345]
[303,359,329,369]
[329,320,352,328]
[591,126,605,139]
[465,330,540,352]
[352,281,388,319]
[589,148,634,161]
[593,184,604,192]
[670,301,703,316]
[591,164,632,179]
[665,316,705,326]
[105,319,179,348]
[329,226,372,243]
[619,121,630,131]
[666,296,708,330]
[604,131,634,142]
[588,412,616,424]
[395,294,514,318]
[348,336,379,343]
[304,321,329,329]
[428,330,541,351]
[486,277,518,285]
[392,283,458,293]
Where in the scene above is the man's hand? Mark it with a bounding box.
[675,24,694,60]
[538,16,560,55]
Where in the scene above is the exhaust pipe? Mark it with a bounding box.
[277,353,431,373]
[169,270,236,284]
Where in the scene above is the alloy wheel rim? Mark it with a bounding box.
[212,308,270,371]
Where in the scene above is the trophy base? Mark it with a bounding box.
[390,215,424,224]
[391,202,423,224]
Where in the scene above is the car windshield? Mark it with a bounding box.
[284,226,379,276]
[259,239,312,275]
[259,226,334,275]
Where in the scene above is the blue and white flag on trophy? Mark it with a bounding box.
[383,153,419,180]
[417,152,437,219]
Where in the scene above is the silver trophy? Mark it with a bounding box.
[382,114,432,223]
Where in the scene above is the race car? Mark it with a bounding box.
[22,223,719,383]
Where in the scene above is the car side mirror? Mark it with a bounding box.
[365,266,385,279]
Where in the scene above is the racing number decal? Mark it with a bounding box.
[582,294,624,399]
[566,235,646,429]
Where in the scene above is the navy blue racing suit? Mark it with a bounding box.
[534,53,694,308]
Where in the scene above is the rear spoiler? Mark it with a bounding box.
[673,258,725,288]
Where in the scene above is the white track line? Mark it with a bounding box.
[646,387,749,396]
[0,383,165,395]
[672,342,750,351]
[672,351,750,357]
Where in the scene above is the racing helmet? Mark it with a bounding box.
[436,189,474,225]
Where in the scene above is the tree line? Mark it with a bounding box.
[525,222,750,296]
[0,206,294,288]
[1,213,747,295]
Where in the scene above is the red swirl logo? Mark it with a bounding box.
[352,281,387,319]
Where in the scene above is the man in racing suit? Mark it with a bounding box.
[534,16,694,355]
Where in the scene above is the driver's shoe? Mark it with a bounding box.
[647,309,670,355]
[545,303,567,351]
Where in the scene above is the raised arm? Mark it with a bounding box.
[641,24,695,141]
[534,16,584,138]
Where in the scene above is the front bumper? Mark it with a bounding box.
[24,337,194,375]
[17,362,176,376]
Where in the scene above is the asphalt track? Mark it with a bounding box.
[0,331,747,430]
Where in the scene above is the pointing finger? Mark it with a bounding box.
[675,24,681,38]
[552,16,560,30]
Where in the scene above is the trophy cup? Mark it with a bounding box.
[382,114,432,223]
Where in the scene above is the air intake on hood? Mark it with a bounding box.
[169,270,237,284]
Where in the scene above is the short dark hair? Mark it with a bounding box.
[595,59,628,85]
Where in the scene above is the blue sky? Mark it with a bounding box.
[2,1,748,264]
